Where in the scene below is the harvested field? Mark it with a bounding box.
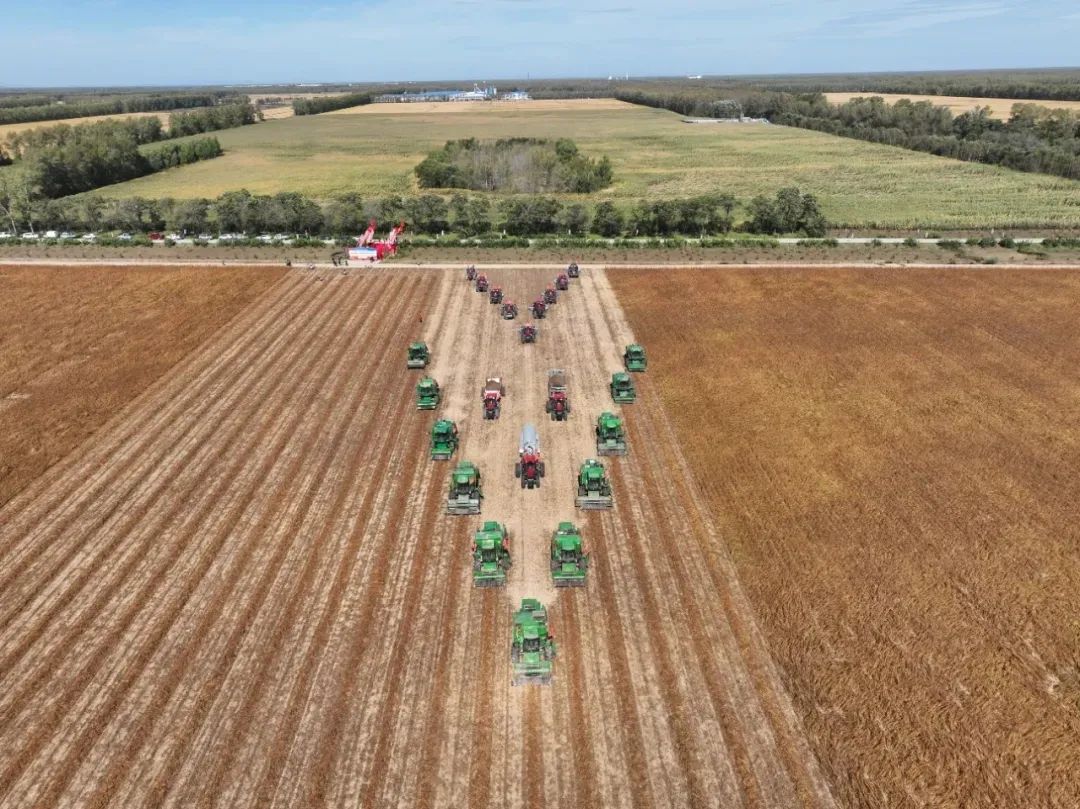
[610,266,1080,808]
[0,263,285,508]
[0,111,171,139]
[824,92,1080,119]
[332,98,633,115]
[0,264,833,808]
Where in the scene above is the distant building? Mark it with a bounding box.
[375,84,512,103]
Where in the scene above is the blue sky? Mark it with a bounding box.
[1,0,1077,87]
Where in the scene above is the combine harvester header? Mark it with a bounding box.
[347,220,406,263]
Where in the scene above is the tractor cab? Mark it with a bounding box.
[475,274,489,292]
[519,323,537,344]
[512,598,555,685]
[543,287,557,305]
[489,286,503,304]
[430,419,459,460]
[447,461,483,515]
[466,265,478,281]
[407,341,430,369]
[550,522,588,587]
[555,274,569,291]
[567,262,580,278]
[595,411,627,455]
[624,343,647,372]
[610,372,636,404]
[501,301,518,320]
[576,458,613,510]
[473,521,510,587]
[416,376,440,410]
[531,299,547,319]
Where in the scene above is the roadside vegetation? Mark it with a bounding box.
[0,187,823,239]
[292,92,372,115]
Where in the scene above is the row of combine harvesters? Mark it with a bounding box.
[408,261,648,685]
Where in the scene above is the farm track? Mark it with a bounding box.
[0,265,833,808]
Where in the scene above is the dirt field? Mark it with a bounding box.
[610,266,1080,808]
[0,264,834,808]
[0,264,285,508]
[824,92,1080,119]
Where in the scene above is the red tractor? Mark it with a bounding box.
[476,274,489,293]
[501,301,518,320]
[543,286,557,305]
[555,274,569,291]
[489,286,503,304]
[515,424,545,490]
[545,369,569,421]
[519,323,537,343]
[482,377,505,420]
[466,265,477,281]
[531,299,547,319]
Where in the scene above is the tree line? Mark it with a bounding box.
[0,91,240,126]
[416,138,613,193]
[617,90,1080,180]
[292,93,372,115]
[0,119,222,200]
[169,103,259,136]
[0,188,825,238]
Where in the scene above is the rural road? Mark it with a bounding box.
[0,265,838,807]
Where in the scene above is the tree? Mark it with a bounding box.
[167,198,210,234]
[591,201,624,237]
[559,203,590,235]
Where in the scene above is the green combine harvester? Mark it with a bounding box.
[415,376,440,410]
[446,460,483,515]
[576,458,613,510]
[623,343,647,372]
[610,372,636,404]
[595,411,627,456]
[430,419,459,460]
[473,521,511,587]
[407,341,430,369]
[511,598,556,685]
[550,522,588,587]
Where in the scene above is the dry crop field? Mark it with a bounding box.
[0,264,285,507]
[823,91,1080,119]
[0,264,835,808]
[610,266,1080,808]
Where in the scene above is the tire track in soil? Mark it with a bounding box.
[0,274,317,631]
[595,266,836,809]
[209,281,443,809]
[0,275,347,683]
[74,271,425,808]
[523,689,545,809]
[558,593,601,809]
[0,269,299,542]
[0,274,355,793]
[0,271,307,558]
[0,273,347,699]
[269,269,477,809]
[0,272,386,807]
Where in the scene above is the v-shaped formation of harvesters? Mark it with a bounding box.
[408,262,648,685]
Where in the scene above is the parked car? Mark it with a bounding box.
[81,233,97,242]
[0,232,12,240]
[118,233,133,241]
[21,232,39,240]
[149,232,164,241]
[59,231,76,239]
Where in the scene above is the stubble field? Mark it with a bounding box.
[0,264,835,808]
[0,263,286,507]
[610,266,1080,808]
[824,91,1080,118]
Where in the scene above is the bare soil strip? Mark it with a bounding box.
[0,264,834,808]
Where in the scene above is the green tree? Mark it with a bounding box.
[558,203,590,235]
[591,201,625,237]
